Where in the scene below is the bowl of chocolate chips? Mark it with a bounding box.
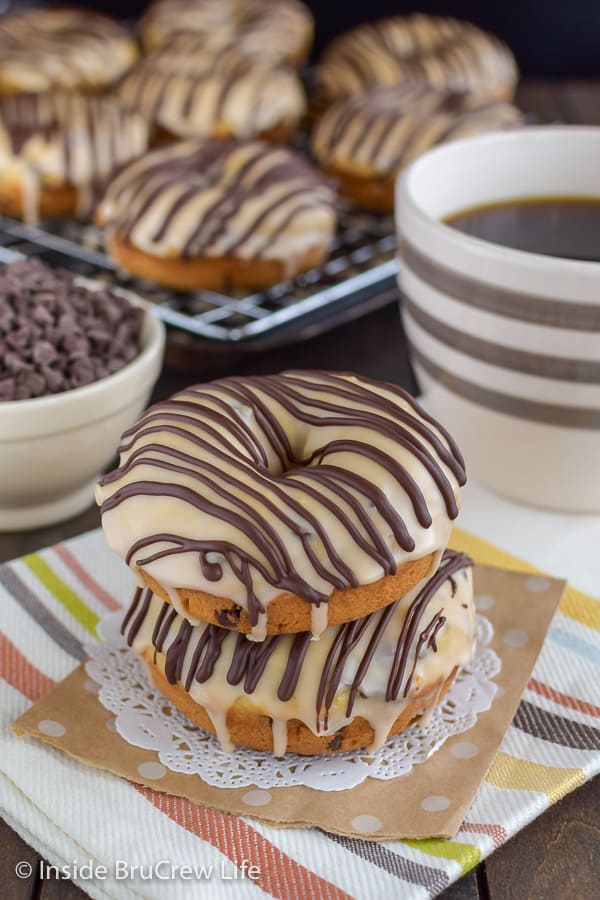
[0,259,165,530]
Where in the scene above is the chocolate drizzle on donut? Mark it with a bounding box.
[139,0,312,65]
[0,8,137,93]
[313,84,523,178]
[319,14,518,101]
[96,140,335,264]
[0,92,149,223]
[118,40,305,141]
[121,549,473,741]
[99,372,466,634]
[0,93,148,181]
[100,373,466,635]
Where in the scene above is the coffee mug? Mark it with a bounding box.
[395,126,600,511]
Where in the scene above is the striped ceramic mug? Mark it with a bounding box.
[395,127,600,511]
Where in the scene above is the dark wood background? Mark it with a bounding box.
[2,81,599,899]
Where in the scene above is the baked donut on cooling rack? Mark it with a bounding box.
[318,14,518,103]
[118,40,306,144]
[312,84,523,212]
[138,0,313,67]
[96,139,337,292]
[121,549,474,756]
[0,92,150,225]
[96,370,467,641]
[0,7,138,94]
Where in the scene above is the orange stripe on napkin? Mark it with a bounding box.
[528,678,600,718]
[460,820,506,849]
[135,784,352,900]
[54,545,121,611]
[0,632,55,701]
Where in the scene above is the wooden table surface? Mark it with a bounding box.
[2,81,599,900]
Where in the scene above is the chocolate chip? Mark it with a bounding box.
[15,369,45,400]
[70,358,95,387]
[40,365,65,393]
[4,351,29,373]
[328,733,343,751]
[0,259,143,402]
[216,607,242,628]
[5,327,30,351]
[31,305,53,326]
[107,356,126,373]
[32,341,58,365]
[24,371,46,397]
[87,328,111,347]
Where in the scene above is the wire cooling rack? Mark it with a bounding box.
[0,208,398,345]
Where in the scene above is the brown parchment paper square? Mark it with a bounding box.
[12,564,564,840]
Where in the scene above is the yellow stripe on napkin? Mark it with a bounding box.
[486,752,585,804]
[403,837,481,875]
[22,554,99,636]
[450,528,599,633]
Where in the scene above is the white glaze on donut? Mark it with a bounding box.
[0,8,137,93]
[0,93,150,224]
[119,41,305,141]
[122,550,475,754]
[319,14,518,101]
[313,84,523,178]
[96,140,336,272]
[139,0,313,65]
[96,372,466,639]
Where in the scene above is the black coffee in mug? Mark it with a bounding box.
[445,197,600,262]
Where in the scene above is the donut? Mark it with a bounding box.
[139,0,313,66]
[118,40,306,144]
[312,85,524,213]
[0,8,138,95]
[95,371,467,640]
[318,15,518,103]
[121,549,475,755]
[96,140,336,292]
[0,93,150,225]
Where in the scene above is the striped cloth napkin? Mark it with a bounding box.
[1,526,598,900]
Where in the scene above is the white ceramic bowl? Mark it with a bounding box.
[0,284,165,530]
[395,126,600,512]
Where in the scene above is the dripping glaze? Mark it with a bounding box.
[97,371,466,640]
[121,549,475,754]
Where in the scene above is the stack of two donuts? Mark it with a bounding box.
[0,7,148,224]
[97,370,475,756]
[120,0,314,146]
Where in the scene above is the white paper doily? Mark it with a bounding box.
[85,613,500,792]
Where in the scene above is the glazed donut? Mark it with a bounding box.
[312,85,524,213]
[118,40,305,144]
[122,549,475,755]
[319,15,518,102]
[139,0,313,66]
[96,371,467,640]
[96,140,336,292]
[0,93,150,225]
[0,8,138,95]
